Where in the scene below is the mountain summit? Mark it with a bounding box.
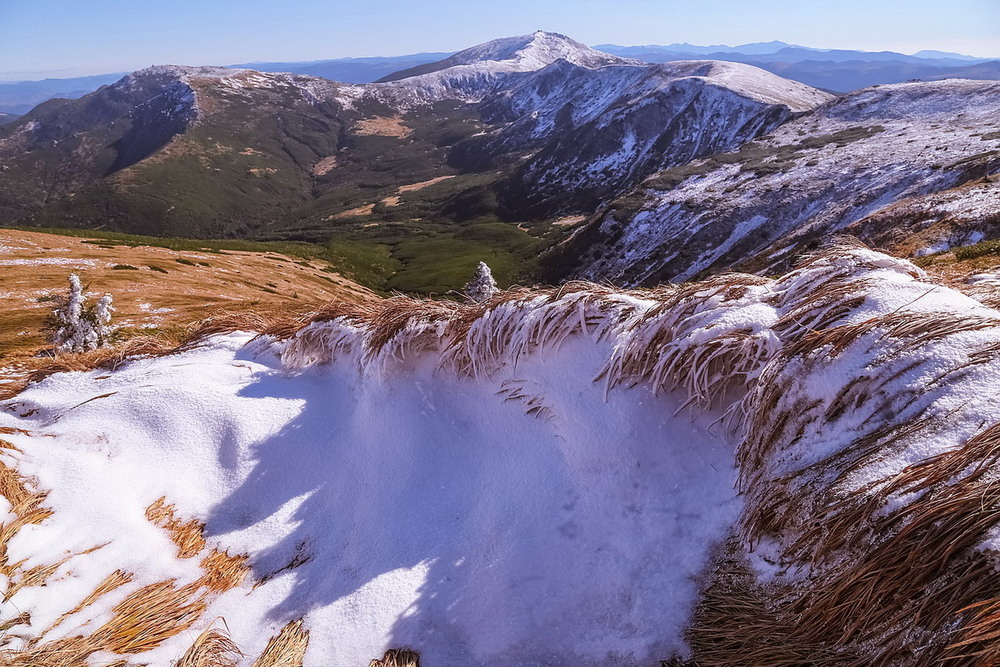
[377,30,637,82]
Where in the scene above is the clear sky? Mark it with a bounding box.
[1,0,997,81]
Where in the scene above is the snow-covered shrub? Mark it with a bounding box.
[464,261,498,303]
[47,274,115,353]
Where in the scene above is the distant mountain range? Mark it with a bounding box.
[1,31,998,293]
[597,41,992,66]
[596,42,1000,92]
[0,73,126,115]
[228,53,452,83]
[1,39,996,115]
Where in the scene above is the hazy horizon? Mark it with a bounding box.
[2,0,998,82]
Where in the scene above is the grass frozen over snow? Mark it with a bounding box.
[2,243,1000,663]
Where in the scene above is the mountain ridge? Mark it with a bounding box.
[0,33,831,247]
[3,39,995,115]
[3,32,997,296]
[557,77,1000,285]
[376,30,639,83]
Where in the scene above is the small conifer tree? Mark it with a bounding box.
[464,261,499,303]
[48,274,115,353]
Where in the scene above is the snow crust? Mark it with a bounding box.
[0,334,740,664]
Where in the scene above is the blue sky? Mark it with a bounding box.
[1,0,997,81]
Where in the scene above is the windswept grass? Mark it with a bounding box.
[368,648,420,667]
[251,621,310,667]
[175,628,242,667]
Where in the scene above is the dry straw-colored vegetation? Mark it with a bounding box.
[3,240,1000,664]
[251,620,310,667]
[0,458,284,665]
[368,648,420,667]
[0,227,374,360]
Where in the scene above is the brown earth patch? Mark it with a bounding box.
[398,175,455,192]
[553,215,587,226]
[352,116,412,138]
[312,155,338,176]
[328,203,375,219]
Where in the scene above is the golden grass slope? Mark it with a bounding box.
[0,228,374,361]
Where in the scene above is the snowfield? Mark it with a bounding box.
[2,245,1000,664]
[0,324,740,665]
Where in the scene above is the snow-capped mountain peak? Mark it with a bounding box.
[377,30,640,83]
[444,30,638,70]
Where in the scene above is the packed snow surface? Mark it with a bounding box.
[0,333,740,664]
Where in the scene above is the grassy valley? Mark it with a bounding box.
[3,77,565,294]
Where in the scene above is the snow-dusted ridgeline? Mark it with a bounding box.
[573,78,1000,285]
[474,59,831,216]
[368,30,643,105]
[2,244,1000,664]
[0,31,836,233]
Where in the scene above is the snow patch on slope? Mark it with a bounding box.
[4,247,998,664]
[0,333,740,664]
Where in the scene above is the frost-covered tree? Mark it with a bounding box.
[464,261,499,303]
[48,274,115,353]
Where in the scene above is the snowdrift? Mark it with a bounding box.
[2,243,1000,665]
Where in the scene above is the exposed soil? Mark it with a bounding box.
[398,175,455,192]
[312,155,338,176]
[329,203,376,219]
[352,116,412,138]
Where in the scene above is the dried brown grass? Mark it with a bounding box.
[0,459,54,589]
[0,459,34,510]
[3,241,1000,664]
[680,244,1000,665]
[90,580,208,654]
[0,335,181,401]
[146,497,207,558]
[4,551,79,602]
[0,307,312,401]
[0,636,94,666]
[368,648,420,667]
[40,570,134,638]
[250,620,310,667]
[145,497,249,591]
[199,549,250,593]
[0,580,209,665]
[174,628,242,667]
